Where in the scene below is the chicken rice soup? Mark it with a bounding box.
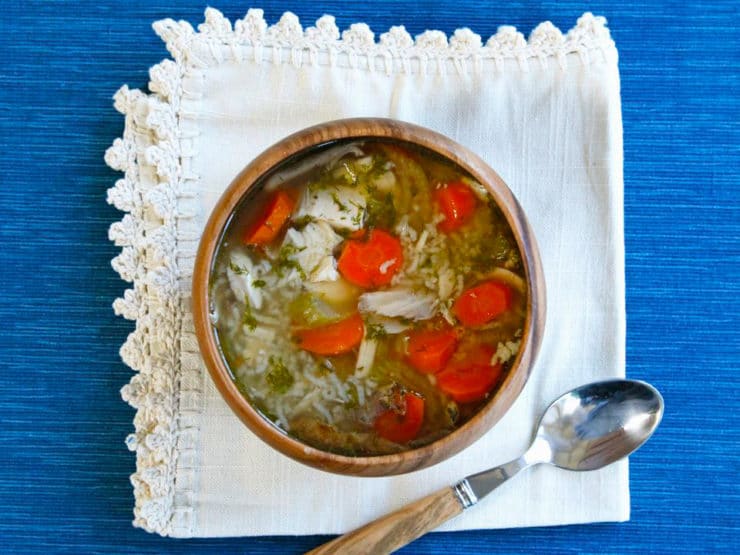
[210,139,526,456]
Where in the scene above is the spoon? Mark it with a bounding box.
[308,379,663,555]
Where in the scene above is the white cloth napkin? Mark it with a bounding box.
[105,8,626,537]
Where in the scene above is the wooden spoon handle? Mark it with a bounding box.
[306,487,464,555]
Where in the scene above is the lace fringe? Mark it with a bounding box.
[153,9,615,73]
[106,7,614,536]
[106,66,197,535]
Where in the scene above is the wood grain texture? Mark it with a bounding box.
[192,118,545,476]
[1,0,738,552]
[306,487,464,555]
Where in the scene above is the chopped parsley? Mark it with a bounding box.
[279,244,305,257]
[251,279,266,288]
[350,200,364,227]
[265,356,294,394]
[365,193,396,229]
[242,296,258,331]
[331,192,348,211]
[272,244,307,279]
[356,153,391,188]
[291,215,313,228]
[366,322,388,340]
[345,382,359,408]
[229,262,249,274]
[491,234,511,262]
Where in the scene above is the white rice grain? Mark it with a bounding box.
[293,389,321,415]
[304,371,327,389]
[378,258,397,275]
[356,380,366,406]
[312,400,332,422]
[416,229,429,252]
[359,289,438,320]
[275,403,288,430]
[326,372,347,401]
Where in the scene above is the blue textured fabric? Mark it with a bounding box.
[1,0,738,552]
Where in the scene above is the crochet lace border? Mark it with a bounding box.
[105,7,615,536]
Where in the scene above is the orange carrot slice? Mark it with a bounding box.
[243,191,295,246]
[294,313,364,356]
[337,229,403,288]
[406,328,459,374]
[373,392,425,443]
[436,344,502,403]
[452,281,512,327]
[433,181,477,232]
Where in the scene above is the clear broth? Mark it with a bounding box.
[211,139,526,456]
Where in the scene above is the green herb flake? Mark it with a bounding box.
[252,279,267,288]
[366,323,388,340]
[291,215,313,228]
[345,382,359,408]
[351,209,363,227]
[369,156,391,180]
[280,244,305,257]
[272,244,307,279]
[492,234,511,262]
[229,262,249,275]
[331,192,348,211]
[266,356,294,394]
[365,193,396,229]
[242,296,258,332]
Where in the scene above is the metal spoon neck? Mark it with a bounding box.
[524,435,554,465]
[454,454,534,509]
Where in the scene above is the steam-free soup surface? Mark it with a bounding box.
[211,139,526,456]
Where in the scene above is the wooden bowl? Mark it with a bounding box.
[192,118,546,476]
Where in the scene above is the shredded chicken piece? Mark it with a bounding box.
[283,221,343,282]
[295,186,366,231]
[227,251,268,309]
[358,289,437,320]
[262,144,364,192]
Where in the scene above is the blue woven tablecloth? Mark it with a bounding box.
[1,1,738,552]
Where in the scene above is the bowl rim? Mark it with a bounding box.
[192,117,546,476]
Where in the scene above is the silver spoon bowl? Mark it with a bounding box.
[460,379,664,506]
